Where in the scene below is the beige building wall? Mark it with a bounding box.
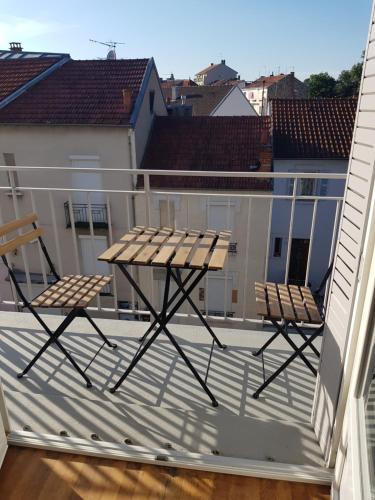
[134,190,272,321]
[0,125,137,315]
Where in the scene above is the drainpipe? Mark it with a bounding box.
[127,128,137,228]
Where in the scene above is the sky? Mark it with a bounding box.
[0,0,372,82]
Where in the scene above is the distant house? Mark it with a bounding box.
[137,115,272,319]
[194,60,237,86]
[167,85,257,116]
[243,72,307,115]
[268,98,357,289]
[160,76,197,102]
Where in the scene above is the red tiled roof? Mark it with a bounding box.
[0,58,60,101]
[245,74,287,89]
[0,58,150,125]
[140,116,272,190]
[271,98,357,159]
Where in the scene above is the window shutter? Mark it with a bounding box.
[312,8,375,464]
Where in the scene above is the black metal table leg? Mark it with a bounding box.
[171,269,226,349]
[111,264,219,406]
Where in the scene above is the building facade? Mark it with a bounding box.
[268,98,357,289]
[194,60,237,86]
[243,72,308,115]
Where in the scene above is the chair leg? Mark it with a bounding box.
[252,330,281,356]
[80,309,117,348]
[18,309,93,388]
[252,325,323,399]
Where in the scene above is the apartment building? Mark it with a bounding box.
[194,60,238,85]
[0,52,167,311]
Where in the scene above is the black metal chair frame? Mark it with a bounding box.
[109,263,226,407]
[3,222,117,388]
[252,264,333,399]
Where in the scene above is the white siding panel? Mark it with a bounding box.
[357,110,375,128]
[360,93,375,110]
[341,217,361,243]
[345,188,367,213]
[354,125,375,145]
[337,243,357,274]
[339,229,359,257]
[367,39,375,58]
[348,173,371,197]
[352,143,373,164]
[364,57,375,76]
[343,203,362,230]
[350,158,371,180]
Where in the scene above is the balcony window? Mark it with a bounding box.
[64,201,108,228]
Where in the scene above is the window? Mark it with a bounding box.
[149,90,155,114]
[273,237,282,257]
[288,178,316,196]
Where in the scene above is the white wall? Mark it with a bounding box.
[196,64,237,85]
[211,86,257,116]
[134,65,167,167]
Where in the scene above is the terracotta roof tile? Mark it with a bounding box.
[271,98,357,159]
[0,58,61,101]
[0,58,150,125]
[245,74,287,89]
[140,116,272,190]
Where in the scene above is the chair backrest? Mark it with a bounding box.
[0,212,43,257]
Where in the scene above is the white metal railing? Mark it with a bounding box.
[0,166,346,324]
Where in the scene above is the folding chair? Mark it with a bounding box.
[0,212,117,388]
[251,270,330,398]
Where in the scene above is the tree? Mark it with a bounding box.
[335,62,363,97]
[304,72,336,98]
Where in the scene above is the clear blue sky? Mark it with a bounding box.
[1,0,372,81]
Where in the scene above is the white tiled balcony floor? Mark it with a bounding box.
[0,311,324,467]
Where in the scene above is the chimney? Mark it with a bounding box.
[210,62,214,66]
[122,89,132,113]
[9,42,22,53]
[171,86,180,101]
[221,59,225,65]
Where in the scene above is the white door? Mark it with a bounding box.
[208,203,234,231]
[207,275,232,316]
[71,157,104,205]
[78,236,110,277]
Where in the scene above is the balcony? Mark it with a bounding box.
[64,201,108,229]
[0,166,344,482]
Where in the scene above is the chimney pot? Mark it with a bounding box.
[210,63,214,66]
[122,89,132,113]
[221,59,225,65]
[9,42,23,53]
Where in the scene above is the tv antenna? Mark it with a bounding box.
[89,39,125,59]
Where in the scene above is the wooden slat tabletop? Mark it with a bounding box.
[98,226,232,271]
[254,282,322,324]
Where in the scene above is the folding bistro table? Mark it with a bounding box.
[98,226,231,407]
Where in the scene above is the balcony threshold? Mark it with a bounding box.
[7,430,333,485]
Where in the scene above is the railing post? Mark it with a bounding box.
[144,173,151,226]
[284,177,297,285]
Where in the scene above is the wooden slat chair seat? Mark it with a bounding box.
[0,212,117,388]
[254,282,322,324]
[31,275,112,309]
[252,281,325,399]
